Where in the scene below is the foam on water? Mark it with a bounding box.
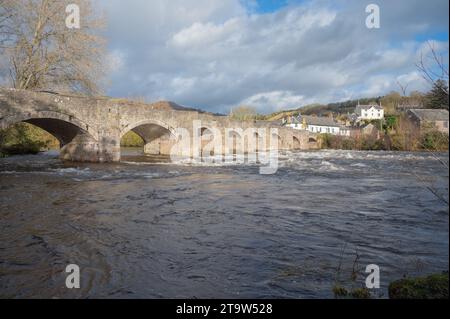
[0,149,448,298]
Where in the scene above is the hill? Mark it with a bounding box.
[265,96,382,121]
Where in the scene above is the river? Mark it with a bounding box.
[0,149,448,298]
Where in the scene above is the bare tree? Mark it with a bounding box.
[0,0,106,94]
[230,105,259,121]
[396,80,409,97]
[0,0,13,47]
[416,41,449,95]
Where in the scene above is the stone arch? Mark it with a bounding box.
[120,119,176,140]
[271,132,282,150]
[228,129,243,155]
[238,129,260,154]
[0,111,98,146]
[199,127,214,138]
[199,127,215,157]
[253,131,260,152]
[120,119,177,156]
[308,137,317,143]
[243,130,260,153]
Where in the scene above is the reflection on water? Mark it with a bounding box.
[0,148,448,298]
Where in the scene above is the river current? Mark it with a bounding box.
[0,149,448,298]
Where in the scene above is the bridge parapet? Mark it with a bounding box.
[0,88,318,162]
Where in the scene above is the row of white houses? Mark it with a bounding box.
[282,103,385,136]
[283,115,351,136]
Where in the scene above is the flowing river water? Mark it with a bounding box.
[0,149,448,298]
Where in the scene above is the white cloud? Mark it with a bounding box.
[102,0,449,114]
[107,50,126,73]
[170,19,241,48]
[241,91,306,112]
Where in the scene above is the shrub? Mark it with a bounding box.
[350,288,372,299]
[319,133,335,149]
[341,138,355,150]
[0,123,52,156]
[420,131,449,151]
[1,142,44,155]
[121,131,144,147]
[389,272,449,299]
[332,285,348,298]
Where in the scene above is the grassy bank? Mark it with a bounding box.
[0,123,59,157]
[389,272,449,299]
[333,272,449,299]
[0,124,146,157]
[319,130,449,152]
[120,131,144,147]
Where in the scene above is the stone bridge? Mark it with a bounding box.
[0,88,319,162]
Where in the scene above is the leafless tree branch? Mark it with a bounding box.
[0,0,106,94]
[416,41,449,95]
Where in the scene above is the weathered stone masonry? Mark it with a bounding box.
[0,88,319,162]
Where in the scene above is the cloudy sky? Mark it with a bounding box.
[102,0,449,114]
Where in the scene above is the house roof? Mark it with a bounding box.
[408,109,449,122]
[355,104,383,113]
[362,123,378,130]
[303,115,340,127]
[256,120,282,127]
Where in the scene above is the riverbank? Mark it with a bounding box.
[0,124,145,157]
[0,123,59,157]
[319,130,449,152]
[389,272,449,299]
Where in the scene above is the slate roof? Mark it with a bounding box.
[302,115,340,127]
[408,109,449,122]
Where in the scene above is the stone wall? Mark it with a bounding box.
[0,87,318,162]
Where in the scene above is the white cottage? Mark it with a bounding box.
[355,103,384,120]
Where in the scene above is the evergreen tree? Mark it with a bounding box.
[426,80,449,110]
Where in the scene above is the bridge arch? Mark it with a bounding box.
[0,111,98,146]
[199,127,215,157]
[120,119,177,156]
[271,132,282,149]
[243,130,260,153]
[227,129,244,155]
[120,119,176,140]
